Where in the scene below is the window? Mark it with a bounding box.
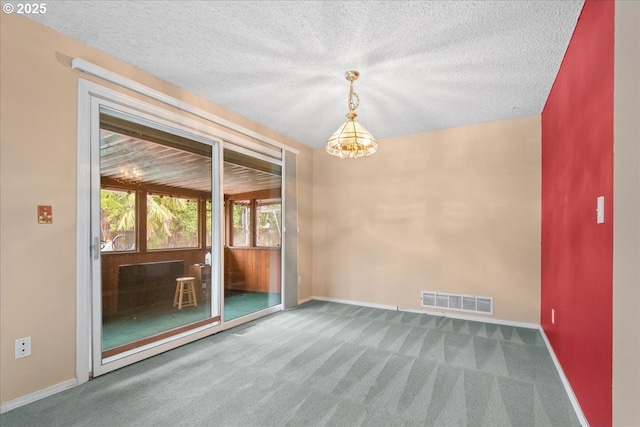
[100,188,136,252]
[147,194,199,250]
[227,197,282,248]
[231,200,251,247]
[256,199,281,247]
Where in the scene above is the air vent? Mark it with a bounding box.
[422,292,436,307]
[449,295,462,310]
[233,325,260,336]
[421,291,493,315]
[436,294,449,308]
[476,297,492,314]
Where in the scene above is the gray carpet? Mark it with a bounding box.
[0,300,580,426]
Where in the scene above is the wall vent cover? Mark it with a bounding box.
[421,291,493,315]
[234,325,261,336]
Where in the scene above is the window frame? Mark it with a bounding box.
[100,180,213,255]
[229,199,252,247]
[225,188,282,249]
[255,198,282,248]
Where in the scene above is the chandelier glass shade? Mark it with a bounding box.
[326,71,378,159]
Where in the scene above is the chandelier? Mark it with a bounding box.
[326,70,378,159]
[113,163,144,187]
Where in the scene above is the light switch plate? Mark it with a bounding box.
[38,205,52,224]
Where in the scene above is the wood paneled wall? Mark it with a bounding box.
[103,246,280,317]
[224,247,281,293]
[102,249,207,317]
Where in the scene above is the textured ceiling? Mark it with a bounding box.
[27,1,584,148]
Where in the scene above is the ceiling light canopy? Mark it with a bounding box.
[326,70,378,159]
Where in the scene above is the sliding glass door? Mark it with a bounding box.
[222,148,283,321]
[92,106,221,375]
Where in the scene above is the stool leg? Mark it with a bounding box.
[173,283,180,307]
[191,282,198,307]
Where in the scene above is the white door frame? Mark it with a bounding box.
[76,76,296,384]
[77,79,229,379]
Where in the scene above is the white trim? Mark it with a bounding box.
[71,58,299,155]
[298,296,313,305]
[210,135,223,321]
[77,79,228,378]
[281,150,289,307]
[281,151,286,301]
[223,140,282,163]
[312,296,398,311]
[309,296,538,329]
[101,322,223,369]
[539,328,590,427]
[76,80,92,384]
[89,96,103,377]
[217,143,226,323]
[222,305,282,330]
[0,379,77,414]
[80,82,227,146]
[400,307,539,330]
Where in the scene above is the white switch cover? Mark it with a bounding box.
[596,196,605,224]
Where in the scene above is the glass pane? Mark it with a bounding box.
[206,200,212,248]
[100,188,136,252]
[231,200,251,247]
[146,195,199,250]
[100,118,216,359]
[256,199,281,247]
[223,149,282,322]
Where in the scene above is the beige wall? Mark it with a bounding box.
[312,116,541,323]
[613,1,640,425]
[0,14,313,404]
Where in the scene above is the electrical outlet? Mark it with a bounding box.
[15,337,31,359]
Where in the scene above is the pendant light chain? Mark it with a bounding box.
[348,80,360,112]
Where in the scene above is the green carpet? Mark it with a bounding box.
[224,290,281,321]
[102,304,212,350]
[103,291,281,350]
[2,300,580,426]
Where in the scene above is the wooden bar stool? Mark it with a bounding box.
[173,277,198,309]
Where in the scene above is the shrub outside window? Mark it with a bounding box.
[147,194,199,250]
[206,200,212,248]
[256,199,281,247]
[100,188,136,252]
[231,200,251,247]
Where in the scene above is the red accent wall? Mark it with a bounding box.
[541,1,614,426]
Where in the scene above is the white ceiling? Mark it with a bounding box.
[27,1,584,148]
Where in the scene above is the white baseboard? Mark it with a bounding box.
[0,378,77,414]
[312,296,398,311]
[399,307,540,330]
[539,328,590,427]
[309,296,538,329]
[298,296,314,305]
